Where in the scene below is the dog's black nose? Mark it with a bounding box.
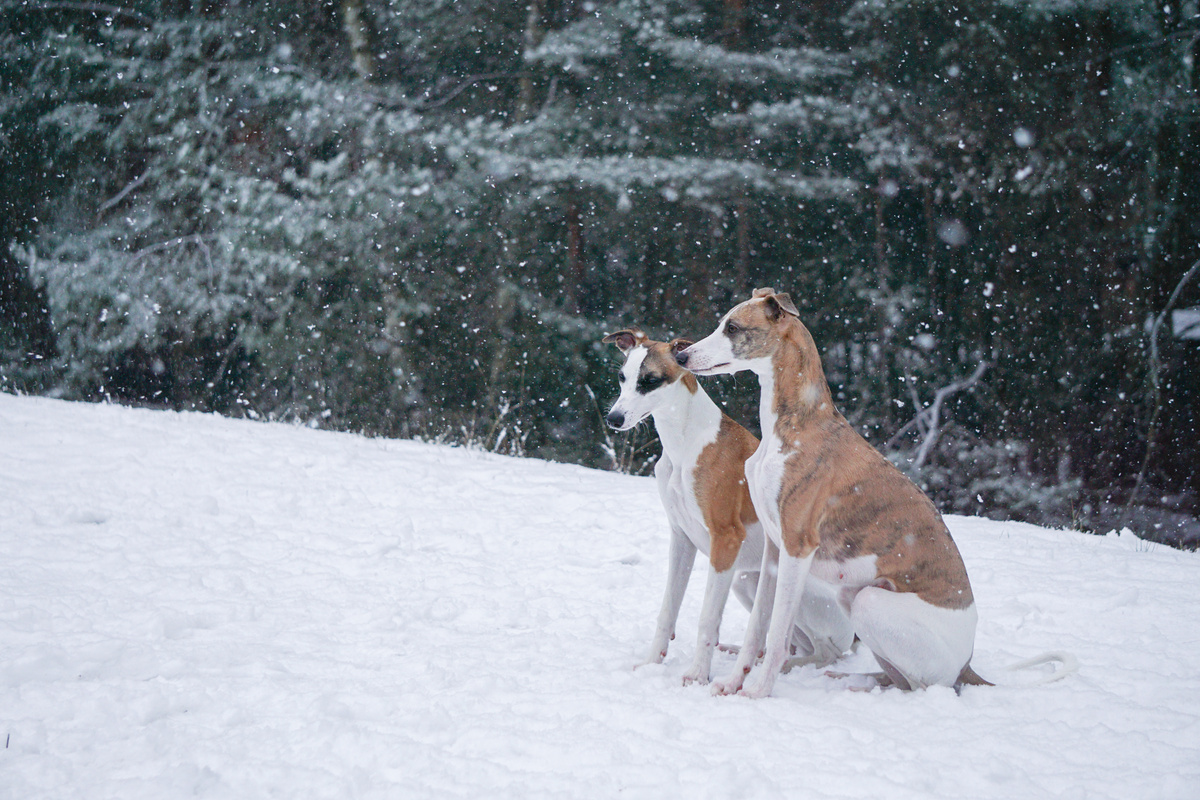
[674,349,689,367]
[605,410,624,429]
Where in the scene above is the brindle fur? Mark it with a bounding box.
[720,294,975,611]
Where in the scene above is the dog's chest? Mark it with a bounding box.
[745,437,785,534]
[656,456,714,554]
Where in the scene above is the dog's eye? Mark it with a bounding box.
[725,321,741,335]
[639,374,663,391]
[618,372,626,383]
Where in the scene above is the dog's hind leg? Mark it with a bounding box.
[731,570,759,612]
[712,539,779,695]
[850,586,979,690]
[783,578,855,672]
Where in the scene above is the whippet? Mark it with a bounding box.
[604,328,853,684]
[676,289,988,697]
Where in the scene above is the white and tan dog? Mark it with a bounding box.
[604,328,853,684]
[677,289,989,697]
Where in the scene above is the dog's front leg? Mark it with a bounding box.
[642,525,697,666]
[712,538,778,695]
[739,550,815,698]
[681,565,736,685]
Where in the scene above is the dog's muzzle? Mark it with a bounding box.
[606,410,625,429]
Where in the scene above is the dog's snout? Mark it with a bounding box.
[606,410,625,429]
[674,349,689,367]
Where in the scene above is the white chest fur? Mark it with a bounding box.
[652,386,763,571]
[745,364,785,541]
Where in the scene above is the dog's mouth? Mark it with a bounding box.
[687,362,730,375]
[607,412,649,432]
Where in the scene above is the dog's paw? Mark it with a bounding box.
[711,675,743,696]
[634,650,667,670]
[737,676,775,699]
[712,662,754,695]
[680,665,710,686]
[737,664,781,698]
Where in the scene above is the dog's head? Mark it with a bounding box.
[601,328,696,431]
[675,287,799,376]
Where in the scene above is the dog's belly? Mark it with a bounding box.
[810,554,882,614]
[809,554,879,588]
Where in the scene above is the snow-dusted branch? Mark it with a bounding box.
[11,2,153,25]
[886,359,991,468]
[913,359,991,468]
[1125,256,1200,515]
[97,170,149,217]
[359,73,523,113]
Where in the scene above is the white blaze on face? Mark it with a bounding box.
[607,346,656,431]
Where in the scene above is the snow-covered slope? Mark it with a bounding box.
[1,393,1198,799]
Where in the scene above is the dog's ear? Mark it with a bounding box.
[752,287,776,299]
[603,328,645,353]
[668,338,694,355]
[762,292,800,321]
[772,292,800,317]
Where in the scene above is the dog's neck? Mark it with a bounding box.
[651,378,722,460]
[750,320,835,444]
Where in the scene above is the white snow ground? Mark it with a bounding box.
[1,393,1198,800]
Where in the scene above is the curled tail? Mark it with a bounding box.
[1005,651,1078,685]
[956,651,1077,690]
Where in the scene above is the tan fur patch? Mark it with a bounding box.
[693,417,759,572]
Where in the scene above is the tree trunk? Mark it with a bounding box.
[564,202,584,312]
[341,0,377,81]
[723,0,746,49]
[518,0,545,121]
[735,197,750,289]
[923,181,939,321]
[874,178,888,279]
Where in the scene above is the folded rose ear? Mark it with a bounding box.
[668,338,694,354]
[602,328,647,353]
[763,292,800,321]
[773,292,799,317]
[752,287,776,299]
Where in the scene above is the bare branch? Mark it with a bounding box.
[885,360,991,465]
[913,359,990,468]
[1125,256,1200,516]
[97,170,149,217]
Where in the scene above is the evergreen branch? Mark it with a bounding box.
[1043,25,1200,75]
[3,2,154,25]
[352,73,524,113]
[127,235,215,282]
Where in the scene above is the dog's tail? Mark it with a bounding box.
[1004,651,1079,685]
[956,662,993,687]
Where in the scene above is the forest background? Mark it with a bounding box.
[1,0,1197,546]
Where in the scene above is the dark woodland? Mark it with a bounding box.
[1,0,1197,545]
